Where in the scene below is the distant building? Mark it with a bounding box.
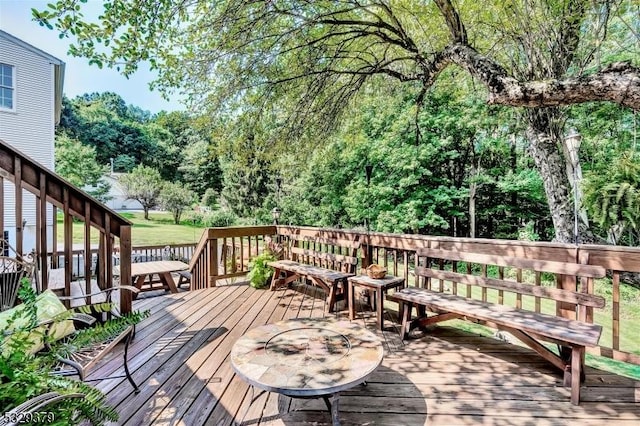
[0,29,65,253]
[100,173,143,211]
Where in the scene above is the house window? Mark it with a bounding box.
[0,63,15,110]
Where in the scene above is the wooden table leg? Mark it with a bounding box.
[376,289,385,330]
[159,271,179,293]
[133,275,147,299]
[348,281,355,320]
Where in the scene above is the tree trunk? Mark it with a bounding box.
[524,108,575,243]
[144,207,150,220]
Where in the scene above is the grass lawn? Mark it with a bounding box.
[57,211,206,246]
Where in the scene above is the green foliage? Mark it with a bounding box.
[33,0,640,244]
[55,133,111,202]
[119,165,164,219]
[178,137,223,197]
[186,209,238,228]
[583,152,640,245]
[247,252,276,289]
[201,188,219,209]
[0,279,151,425]
[160,182,197,224]
[220,149,272,218]
[247,239,283,289]
[59,93,159,169]
[57,93,223,190]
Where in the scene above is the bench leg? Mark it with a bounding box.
[348,281,355,320]
[400,302,412,339]
[563,346,584,405]
[327,283,337,313]
[376,289,384,330]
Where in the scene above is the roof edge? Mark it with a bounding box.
[0,29,65,65]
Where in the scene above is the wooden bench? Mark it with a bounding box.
[268,236,360,313]
[387,248,606,405]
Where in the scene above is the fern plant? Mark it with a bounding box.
[0,278,148,425]
[583,151,640,244]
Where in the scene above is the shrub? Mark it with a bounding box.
[247,237,284,289]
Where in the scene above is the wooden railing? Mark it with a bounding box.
[48,243,197,276]
[183,225,640,367]
[276,226,640,366]
[0,139,133,312]
[189,226,276,289]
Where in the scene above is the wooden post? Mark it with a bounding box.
[556,247,578,321]
[14,157,22,256]
[63,188,72,306]
[119,225,132,314]
[0,176,4,243]
[84,201,92,303]
[52,206,58,268]
[209,238,218,287]
[38,174,48,292]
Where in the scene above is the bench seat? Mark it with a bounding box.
[387,248,606,405]
[268,260,355,313]
[388,287,602,347]
[268,236,360,313]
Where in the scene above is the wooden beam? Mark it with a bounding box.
[38,173,48,291]
[416,312,462,327]
[416,247,605,278]
[14,156,22,256]
[0,175,4,245]
[500,327,566,372]
[415,267,605,307]
[63,187,72,305]
[84,201,92,304]
[119,225,132,314]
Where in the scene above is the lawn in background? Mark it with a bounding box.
[57,210,206,246]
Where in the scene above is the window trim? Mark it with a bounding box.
[0,63,16,112]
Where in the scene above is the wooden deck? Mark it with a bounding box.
[93,282,640,425]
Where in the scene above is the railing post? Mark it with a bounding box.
[119,225,132,313]
[209,238,218,287]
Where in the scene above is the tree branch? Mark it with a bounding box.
[439,44,640,110]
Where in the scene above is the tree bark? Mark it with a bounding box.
[429,45,640,111]
[524,108,575,243]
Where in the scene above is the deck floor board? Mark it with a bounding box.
[95,283,640,425]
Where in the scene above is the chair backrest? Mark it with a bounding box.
[0,256,35,312]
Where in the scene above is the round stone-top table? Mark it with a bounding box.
[231,317,383,425]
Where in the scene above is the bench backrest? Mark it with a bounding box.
[288,236,360,274]
[415,248,606,322]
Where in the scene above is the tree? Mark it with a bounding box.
[59,93,161,171]
[34,0,640,242]
[178,136,222,197]
[118,165,164,219]
[159,182,196,224]
[55,133,110,201]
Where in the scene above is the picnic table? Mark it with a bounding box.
[115,260,189,296]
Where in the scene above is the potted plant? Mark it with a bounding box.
[0,279,147,425]
[247,237,284,289]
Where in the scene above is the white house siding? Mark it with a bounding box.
[97,174,144,211]
[0,32,59,253]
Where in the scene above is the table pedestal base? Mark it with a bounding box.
[239,387,343,426]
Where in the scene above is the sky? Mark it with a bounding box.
[0,0,184,113]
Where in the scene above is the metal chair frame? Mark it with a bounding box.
[0,239,35,312]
